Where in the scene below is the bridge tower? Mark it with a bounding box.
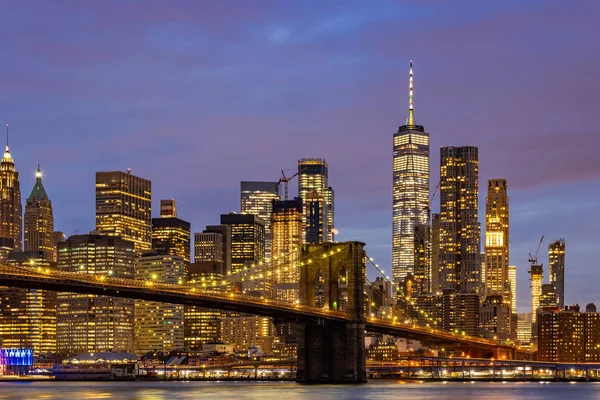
[296,241,367,383]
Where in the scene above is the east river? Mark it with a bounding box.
[2,381,600,399]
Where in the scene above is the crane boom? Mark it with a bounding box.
[279,169,303,200]
[528,235,545,264]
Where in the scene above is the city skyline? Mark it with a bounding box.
[1,1,599,312]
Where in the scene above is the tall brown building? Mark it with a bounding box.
[439,146,481,294]
[96,170,151,254]
[24,165,55,260]
[0,127,22,251]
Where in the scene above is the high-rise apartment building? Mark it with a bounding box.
[484,179,509,300]
[508,266,517,314]
[220,213,265,274]
[305,190,329,244]
[95,170,151,254]
[0,126,22,251]
[23,165,55,261]
[439,146,480,294]
[413,224,431,295]
[135,252,185,353]
[271,198,303,302]
[240,181,280,260]
[430,213,440,293]
[151,200,190,264]
[298,158,334,243]
[392,62,429,289]
[549,239,565,309]
[56,233,135,356]
[530,263,543,326]
[0,252,56,354]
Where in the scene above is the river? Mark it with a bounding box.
[1,381,600,399]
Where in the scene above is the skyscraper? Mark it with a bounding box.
[220,213,265,274]
[271,198,303,302]
[392,61,430,289]
[298,158,334,242]
[24,165,55,261]
[530,263,543,327]
[413,224,431,295]
[151,200,190,264]
[305,190,329,244]
[135,252,185,353]
[549,239,565,309]
[56,233,135,356]
[95,170,151,254]
[508,265,517,314]
[194,225,232,274]
[430,213,440,293]
[439,146,480,294]
[484,179,509,300]
[240,181,280,260]
[0,125,22,251]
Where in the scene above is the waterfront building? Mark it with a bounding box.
[439,146,480,294]
[392,62,429,289]
[298,158,334,242]
[0,126,22,251]
[240,181,280,260]
[271,198,303,302]
[56,233,135,356]
[24,164,55,261]
[479,295,511,340]
[151,200,190,264]
[516,313,532,346]
[0,252,56,354]
[548,239,565,309]
[134,252,185,353]
[95,170,151,254]
[220,213,265,274]
[221,315,276,354]
[414,291,479,336]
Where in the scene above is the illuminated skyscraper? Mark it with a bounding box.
[160,199,177,217]
[240,181,280,260]
[151,200,190,264]
[508,265,517,314]
[194,225,232,274]
[0,252,56,355]
[220,213,265,274]
[24,165,55,261]
[549,239,565,309]
[430,213,440,293]
[439,146,480,294]
[484,179,509,300]
[298,159,334,242]
[135,252,185,353]
[392,61,430,289]
[413,224,430,295]
[95,170,151,254]
[530,263,543,327]
[305,190,328,243]
[0,125,22,251]
[271,198,303,302]
[56,233,135,356]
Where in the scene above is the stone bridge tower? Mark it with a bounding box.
[296,241,367,383]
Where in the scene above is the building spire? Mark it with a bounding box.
[36,162,42,179]
[407,60,415,126]
[5,124,9,152]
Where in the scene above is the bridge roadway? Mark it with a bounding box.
[0,265,525,356]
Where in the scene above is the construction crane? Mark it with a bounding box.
[528,235,545,265]
[424,180,441,223]
[279,169,301,201]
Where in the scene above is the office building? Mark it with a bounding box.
[134,252,185,353]
[530,263,543,326]
[549,239,565,309]
[23,165,55,261]
[430,213,440,293]
[439,146,480,294]
[221,315,276,354]
[508,266,517,314]
[151,201,190,264]
[298,158,334,242]
[194,225,232,274]
[240,181,280,260]
[271,198,303,302]
[484,179,509,299]
[52,231,66,263]
[0,252,56,354]
[516,313,533,346]
[539,284,558,309]
[392,62,429,288]
[220,213,265,274]
[413,224,430,295]
[95,170,151,254]
[305,190,328,243]
[0,126,22,251]
[56,233,135,356]
[538,305,600,362]
[414,291,479,336]
[479,295,511,340]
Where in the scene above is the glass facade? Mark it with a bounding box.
[298,159,334,243]
[220,213,265,274]
[95,171,151,254]
[151,217,191,264]
[240,181,280,261]
[392,126,429,288]
[439,146,480,294]
[549,238,565,309]
[56,234,135,356]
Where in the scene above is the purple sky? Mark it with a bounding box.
[1,1,599,312]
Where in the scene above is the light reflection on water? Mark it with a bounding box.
[0,381,600,400]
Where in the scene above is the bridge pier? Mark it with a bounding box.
[296,241,367,384]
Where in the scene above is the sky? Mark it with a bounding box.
[1,1,599,313]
